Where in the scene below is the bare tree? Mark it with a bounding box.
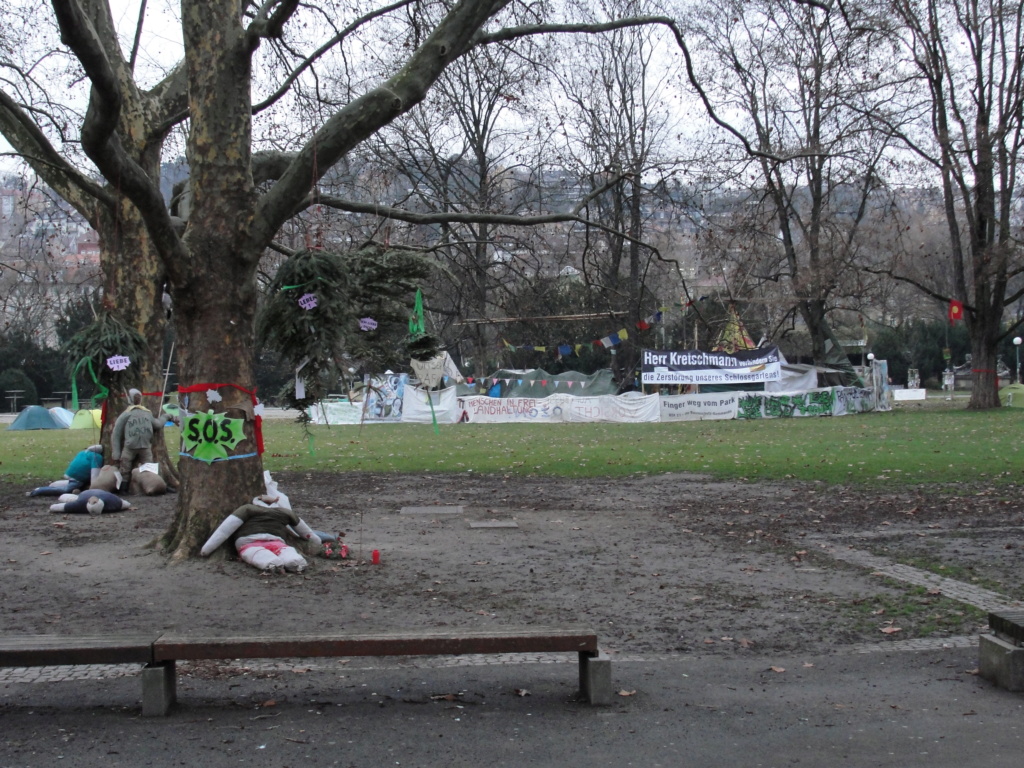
[367,31,544,378]
[549,0,683,379]
[874,0,1024,407]
[680,0,905,368]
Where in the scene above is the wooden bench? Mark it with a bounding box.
[1,627,612,716]
[0,634,159,667]
[980,610,1024,691]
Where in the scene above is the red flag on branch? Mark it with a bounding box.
[948,299,964,325]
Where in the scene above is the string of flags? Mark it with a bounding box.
[503,310,664,356]
[464,376,590,389]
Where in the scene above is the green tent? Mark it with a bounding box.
[7,405,66,430]
[999,383,1024,407]
[70,409,102,429]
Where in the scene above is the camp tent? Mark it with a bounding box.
[49,407,75,427]
[70,409,102,429]
[7,405,66,430]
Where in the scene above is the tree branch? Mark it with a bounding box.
[251,0,511,248]
[245,0,301,52]
[863,265,967,313]
[0,88,112,213]
[49,0,187,264]
[252,0,415,113]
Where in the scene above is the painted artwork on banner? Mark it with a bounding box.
[642,346,782,385]
[735,387,876,419]
[364,373,407,422]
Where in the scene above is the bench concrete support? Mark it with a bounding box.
[579,650,612,705]
[979,635,1024,692]
[141,661,176,717]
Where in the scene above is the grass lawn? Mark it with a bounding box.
[2,403,1021,486]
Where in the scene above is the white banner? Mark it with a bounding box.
[560,393,660,423]
[458,396,561,423]
[402,385,461,424]
[660,393,740,421]
[307,401,366,425]
[458,393,660,424]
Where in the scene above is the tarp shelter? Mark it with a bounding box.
[999,383,1024,407]
[49,407,75,427]
[70,409,102,429]
[7,405,66,430]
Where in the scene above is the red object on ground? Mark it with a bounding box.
[371,549,380,564]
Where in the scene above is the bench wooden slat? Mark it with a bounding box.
[0,634,158,667]
[154,626,598,662]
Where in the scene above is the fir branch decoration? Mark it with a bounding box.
[62,311,147,401]
[257,245,437,410]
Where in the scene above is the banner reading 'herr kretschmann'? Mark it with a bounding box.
[642,346,782,385]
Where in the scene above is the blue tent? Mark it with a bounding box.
[7,405,67,430]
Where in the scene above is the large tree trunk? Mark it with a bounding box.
[967,322,1002,409]
[159,0,263,561]
[160,248,264,559]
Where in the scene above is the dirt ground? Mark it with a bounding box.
[2,470,1023,658]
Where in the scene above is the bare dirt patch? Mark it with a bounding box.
[2,472,1022,657]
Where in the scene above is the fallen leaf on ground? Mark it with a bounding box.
[39,552,52,556]
[260,700,276,708]
[879,626,902,634]
[430,693,461,701]
[802,662,814,668]
[738,639,754,648]
[965,668,979,675]
[618,690,636,697]
[513,688,530,697]
[769,666,786,673]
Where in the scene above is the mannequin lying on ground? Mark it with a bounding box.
[26,445,104,497]
[200,478,321,572]
[49,490,136,515]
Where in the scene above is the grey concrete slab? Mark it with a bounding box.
[469,521,519,529]
[400,505,464,515]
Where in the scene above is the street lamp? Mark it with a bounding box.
[1014,337,1022,384]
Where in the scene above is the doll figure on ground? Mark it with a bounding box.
[199,479,320,572]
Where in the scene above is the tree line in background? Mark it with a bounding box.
[1,0,1022,554]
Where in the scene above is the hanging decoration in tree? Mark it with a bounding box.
[106,355,131,371]
[299,293,318,311]
[405,288,442,362]
[63,311,146,416]
[408,288,425,338]
[257,246,437,417]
